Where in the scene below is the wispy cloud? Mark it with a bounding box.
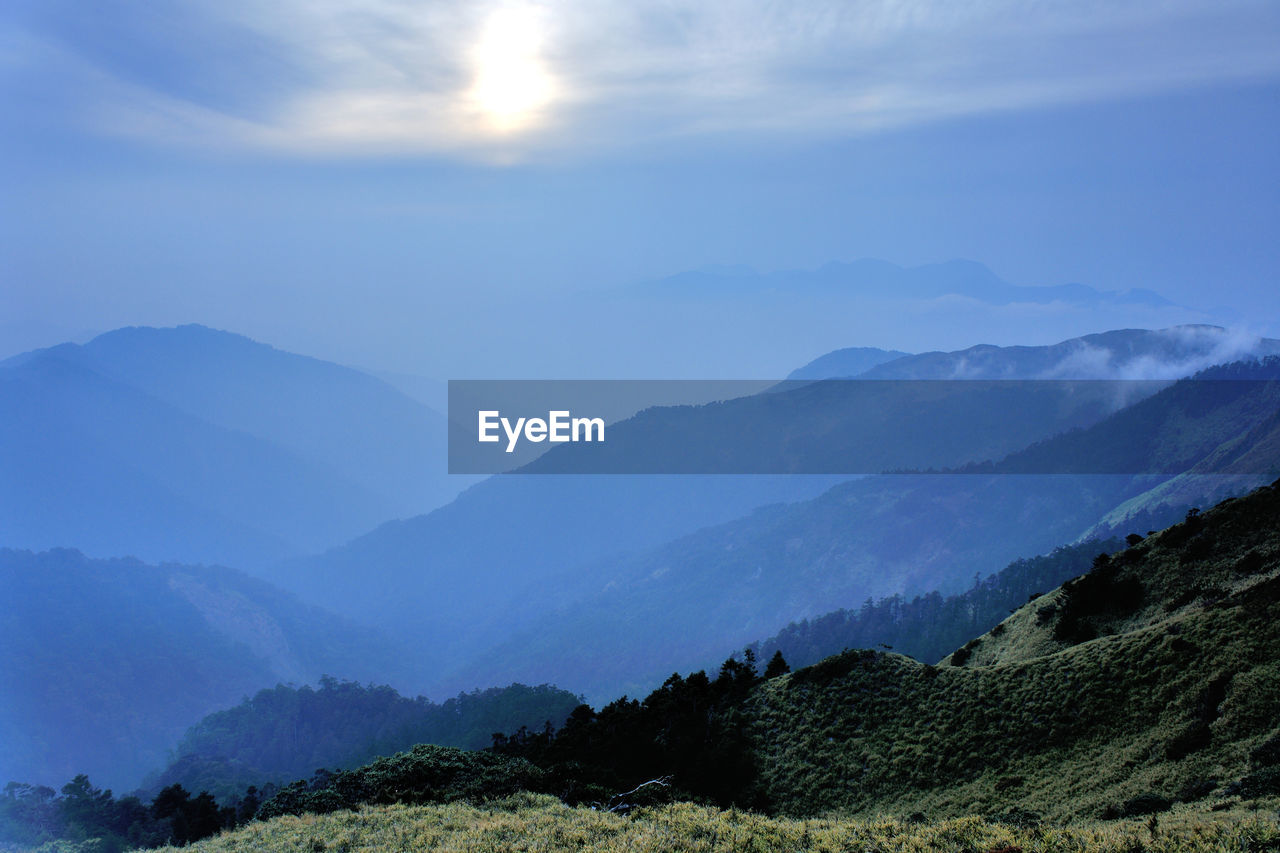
[6,0,1280,159]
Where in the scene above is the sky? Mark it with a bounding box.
[2,0,1279,377]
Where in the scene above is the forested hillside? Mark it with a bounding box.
[747,482,1280,819]
[0,549,414,790]
[443,358,1280,701]
[746,536,1123,672]
[492,480,1280,821]
[8,481,1278,851]
[284,328,1277,702]
[218,479,1280,827]
[148,679,581,802]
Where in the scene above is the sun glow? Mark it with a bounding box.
[467,6,557,134]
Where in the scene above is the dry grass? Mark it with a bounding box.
[156,795,1280,853]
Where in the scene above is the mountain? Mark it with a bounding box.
[215,479,1280,831]
[745,536,1123,674]
[443,357,1280,701]
[0,354,372,566]
[785,346,911,380]
[270,473,848,675]
[441,259,1214,378]
[0,325,458,566]
[515,377,1129,474]
[440,474,1143,701]
[983,358,1280,476]
[485,481,1280,819]
[12,482,1279,851]
[146,679,581,803]
[280,326,1280,699]
[859,325,1280,379]
[48,325,457,516]
[747,479,1280,819]
[639,259,1176,309]
[0,548,415,790]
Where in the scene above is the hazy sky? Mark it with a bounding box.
[2,1,1278,375]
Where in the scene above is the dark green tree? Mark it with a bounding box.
[764,650,790,678]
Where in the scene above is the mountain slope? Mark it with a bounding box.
[0,548,414,791]
[986,358,1280,476]
[242,482,1280,835]
[0,325,459,567]
[639,259,1176,309]
[447,359,1280,701]
[441,474,1143,701]
[860,325,1280,380]
[745,536,1123,674]
[37,325,457,517]
[0,354,372,565]
[457,482,1280,825]
[146,679,582,802]
[747,479,1280,819]
[271,473,847,673]
[283,327,1279,697]
[786,346,911,380]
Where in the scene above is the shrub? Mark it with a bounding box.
[1121,793,1172,817]
[256,745,547,820]
[987,807,1040,829]
[1238,767,1280,799]
[1235,549,1265,575]
[1166,722,1212,760]
[1053,561,1143,644]
[1177,778,1217,801]
[1250,733,1280,768]
[950,641,978,667]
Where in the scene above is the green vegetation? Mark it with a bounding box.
[747,483,1280,820]
[254,745,547,820]
[479,481,1280,825]
[1,682,579,850]
[162,796,1280,853]
[150,679,580,802]
[747,537,1123,671]
[1,775,239,852]
[442,358,1280,704]
[11,478,1280,850]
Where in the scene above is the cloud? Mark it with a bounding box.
[5,0,1280,159]
[1037,325,1276,381]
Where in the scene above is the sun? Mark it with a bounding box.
[467,7,556,134]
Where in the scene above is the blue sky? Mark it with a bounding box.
[2,1,1279,376]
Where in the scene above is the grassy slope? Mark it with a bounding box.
[165,795,1280,852]
[747,481,1280,821]
[148,483,1280,852]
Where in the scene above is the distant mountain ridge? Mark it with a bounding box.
[0,324,458,567]
[0,548,415,790]
[9,325,454,514]
[786,347,912,380]
[859,325,1280,379]
[245,482,1280,828]
[641,259,1176,309]
[438,352,1280,701]
[281,325,1280,703]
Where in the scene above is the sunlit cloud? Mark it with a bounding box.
[4,0,1279,159]
[466,5,558,133]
